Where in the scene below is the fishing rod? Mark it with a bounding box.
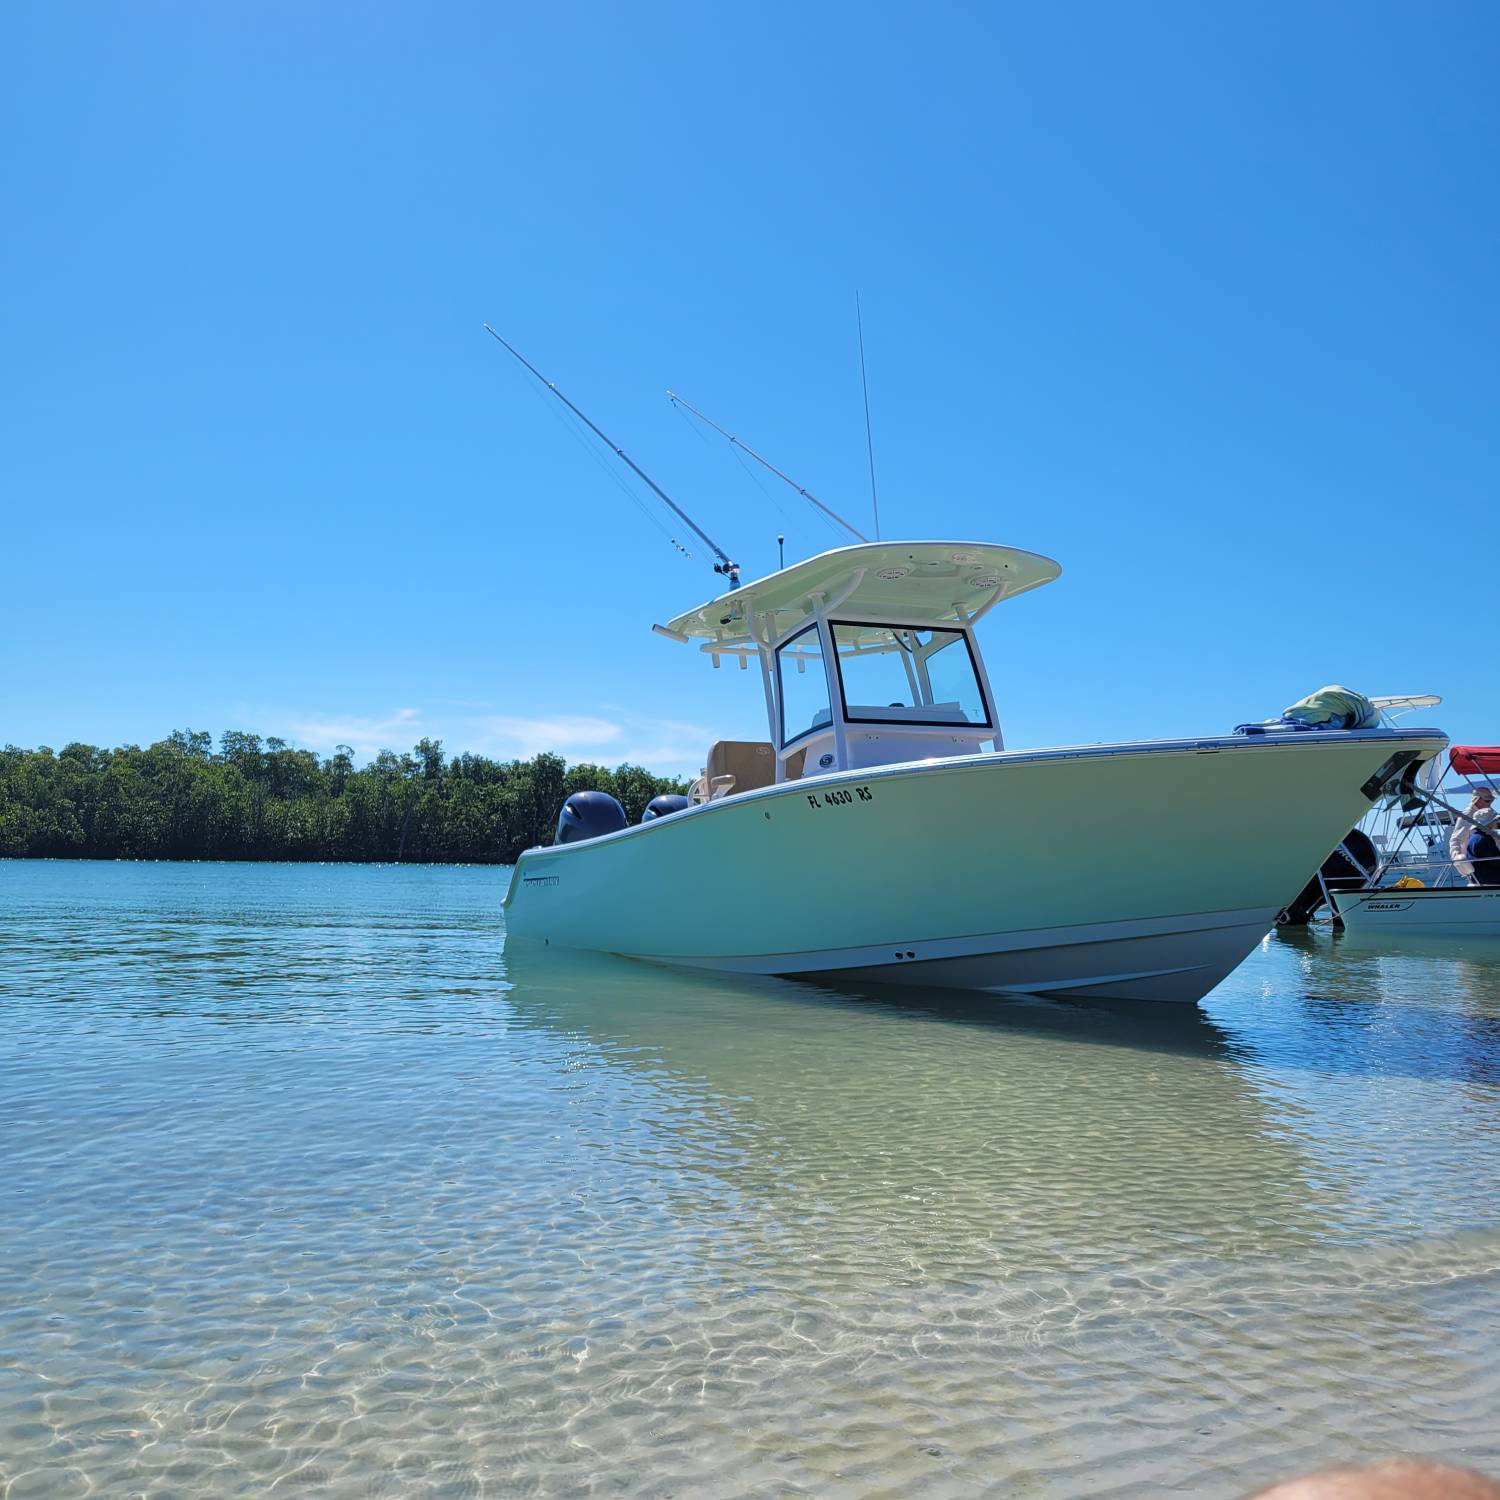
[483,324,740,587]
[665,390,867,544]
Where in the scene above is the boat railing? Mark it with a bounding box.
[1368,856,1469,890]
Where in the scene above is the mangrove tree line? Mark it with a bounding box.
[0,731,689,863]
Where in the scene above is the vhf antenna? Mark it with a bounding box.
[483,325,740,588]
[666,390,867,543]
[856,291,881,542]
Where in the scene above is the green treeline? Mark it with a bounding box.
[0,731,688,863]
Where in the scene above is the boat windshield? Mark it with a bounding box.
[830,623,991,728]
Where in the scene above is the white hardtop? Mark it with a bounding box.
[654,540,1064,792]
[663,540,1061,642]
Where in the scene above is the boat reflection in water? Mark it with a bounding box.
[1262,926,1500,1088]
[503,941,1340,1274]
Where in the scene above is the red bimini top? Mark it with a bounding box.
[1450,746,1500,776]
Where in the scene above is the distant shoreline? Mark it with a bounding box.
[1,732,687,865]
[0,854,510,867]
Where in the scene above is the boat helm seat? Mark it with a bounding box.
[705,740,775,799]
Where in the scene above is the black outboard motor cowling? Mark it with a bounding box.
[641,794,691,823]
[1276,827,1379,926]
[555,790,628,845]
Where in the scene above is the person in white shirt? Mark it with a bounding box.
[1450,785,1496,882]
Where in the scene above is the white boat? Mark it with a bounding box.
[502,540,1447,1003]
[1327,740,1500,938]
[1330,885,1500,936]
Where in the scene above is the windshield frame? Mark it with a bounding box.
[775,621,834,748]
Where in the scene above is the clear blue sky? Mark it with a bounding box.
[4,2,1496,774]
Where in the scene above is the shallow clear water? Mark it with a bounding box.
[2,862,1500,1498]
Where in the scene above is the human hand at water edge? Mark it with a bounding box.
[1246,1457,1500,1499]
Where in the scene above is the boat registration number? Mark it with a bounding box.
[806,786,873,809]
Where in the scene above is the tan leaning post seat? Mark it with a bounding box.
[704,740,775,799]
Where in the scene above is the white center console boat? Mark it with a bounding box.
[503,540,1447,1003]
[1326,740,1500,938]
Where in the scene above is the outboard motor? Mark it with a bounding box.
[1276,827,1379,926]
[641,794,691,823]
[555,790,627,845]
